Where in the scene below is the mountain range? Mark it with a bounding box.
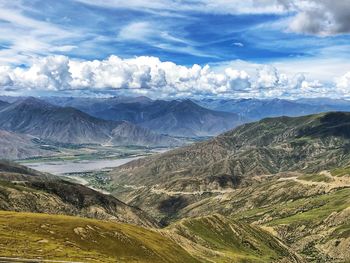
[0,97,181,150]
[105,111,350,261]
[1,95,350,261]
[110,111,350,194]
[45,96,244,137]
[196,97,350,120]
[0,161,301,263]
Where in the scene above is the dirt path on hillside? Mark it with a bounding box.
[278,171,350,192]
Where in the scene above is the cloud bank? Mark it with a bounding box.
[1,55,348,99]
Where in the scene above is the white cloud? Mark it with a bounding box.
[256,65,279,89]
[0,54,346,99]
[336,72,350,95]
[75,0,286,15]
[0,1,80,64]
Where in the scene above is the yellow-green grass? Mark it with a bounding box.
[234,187,350,227]
[165,214,299,263]
[0,211,199,263]
[297,173,333,182]
[331,166,350,177]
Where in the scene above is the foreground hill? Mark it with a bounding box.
[0,211,302,263]
[0,211,198,263]
[177,170,350,262]
[0,97,181,147]
[163,214,303,263]
[0,161,156,227]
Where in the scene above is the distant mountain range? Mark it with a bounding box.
[44,96,244,137]
[0,97,181,150]
[3,95,350,138]
[196,97,350,120]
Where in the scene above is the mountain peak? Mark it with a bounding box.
[176,99,202,109]
[16,97,55,109]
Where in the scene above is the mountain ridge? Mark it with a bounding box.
[0,97,181,147]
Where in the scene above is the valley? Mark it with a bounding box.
[2,2,350,262]
[1,97,350,262]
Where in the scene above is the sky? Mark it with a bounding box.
[1,0,350,99]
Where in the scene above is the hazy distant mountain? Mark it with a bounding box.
[59,98,244,137]
[0,130,54,160]
[295,97,350,107]
[196,98,339,120]
[44,96,153,116]
[0,97,114,144]
[0,97,181,147]
[140,100,243,137]
[0,100,9,108]
[110,122,182,146]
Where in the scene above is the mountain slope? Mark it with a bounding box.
[0,98,181,146]
[0,161,156,227]
[0,211,303,263]
[0,97,114,144]
[140,100,243,137]
[0,211,198,263]
[176,170,350,262]
[108,112,350,223]
[111,112,350,187]
[163,214,303,263]
[0,130,54,159]
[0,100,9,110]
[110,122,182,146]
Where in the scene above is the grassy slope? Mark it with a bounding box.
[0,211,303,263]
[164,214,303,263]
[177,172,350,262]
[0,211,199,263]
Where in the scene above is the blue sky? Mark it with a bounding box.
[1,0,350,98]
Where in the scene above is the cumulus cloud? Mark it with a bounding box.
[336,72,350,95]
[283,0,350,36]
[0,55,250,97]
[0,54,344,99]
